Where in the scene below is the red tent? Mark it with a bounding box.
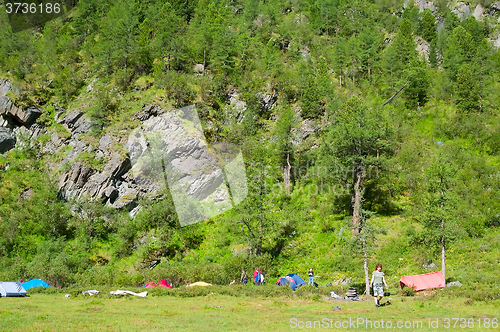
[144,279,172,289]
[400,271,445,291]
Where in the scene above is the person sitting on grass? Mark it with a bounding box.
[370,263,389,308]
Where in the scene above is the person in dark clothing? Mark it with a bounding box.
[240,269,248,285]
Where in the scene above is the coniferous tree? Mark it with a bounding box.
[323,97,392,234]
[416,155,466,283]
[420,8,437,43]
[454,64,479,113]
[273,107,297,194]
[443,26,475,81]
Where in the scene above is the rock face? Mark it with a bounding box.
[0,79,43,153]
[0,127,16,153]
[1,78,253,220]
[473,4,484,21]
[256,84,278,112]
[451,2,471,21]
[415,36,431,62]
[54,104,248,221]
[226,86,247,122]
[412,0,436,13]
[126,105,248,225]
[490,2,500,15]
[0,80,42,128]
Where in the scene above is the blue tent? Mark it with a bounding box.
[21,279,50,290]
[287,274,306,287]
[275,274,306,291]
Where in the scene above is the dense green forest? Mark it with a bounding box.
[0,0,499,298]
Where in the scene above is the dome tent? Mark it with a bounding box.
[275,274,306,291]
[0,281,27,297]
[21,279,50,290]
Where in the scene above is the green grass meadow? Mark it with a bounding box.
[1,288,499,331]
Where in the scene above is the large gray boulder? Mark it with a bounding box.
[0,127,16,153]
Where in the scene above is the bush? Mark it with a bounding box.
[399,286,416,297]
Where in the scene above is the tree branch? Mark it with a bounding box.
[381,75,414,107]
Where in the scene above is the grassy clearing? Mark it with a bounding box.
[0,291,499,331]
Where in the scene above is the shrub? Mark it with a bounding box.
[399,286,416,297]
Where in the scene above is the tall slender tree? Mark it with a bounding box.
[416,155,465,283]
[323,97,392,234]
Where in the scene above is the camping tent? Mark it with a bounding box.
[186,282,212,287]
[21,279,50,290]
[400,271,445,291]
[144,279,172,289]
[0,281,27,297]
[275,274,306,291]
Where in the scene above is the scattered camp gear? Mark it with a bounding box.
[110,290,147,297]
[0,281,27,297]
[330,291,342,299]
[332,306,342,311]
[144,279,172,289]
[186,282,212,287]
[384,291,390,297]
[82,290,99,296]
[344,287,359,300]
[400,271,445,291]
[21,279,50,290]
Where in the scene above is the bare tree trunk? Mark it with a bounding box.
[441,221,446,285]
[352,171,363,235]
[284,153,291,195]
[363,236,370,296]
[203,50,206,76]
[257,163,264,255]
[440,189,446,285]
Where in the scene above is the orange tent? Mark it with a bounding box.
[400,271,445,291]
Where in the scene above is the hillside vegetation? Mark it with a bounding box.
[0,0,499,299]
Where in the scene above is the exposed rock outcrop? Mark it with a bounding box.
[473,4,484,21]
[256,84,278,112]
[0,80,42,128]
[0,127,16,153]
[450,2,470,21]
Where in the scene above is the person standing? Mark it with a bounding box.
[253,268,261,285]
[308,268,314,285]
[370,263,388,307]
[240,268,248,285]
